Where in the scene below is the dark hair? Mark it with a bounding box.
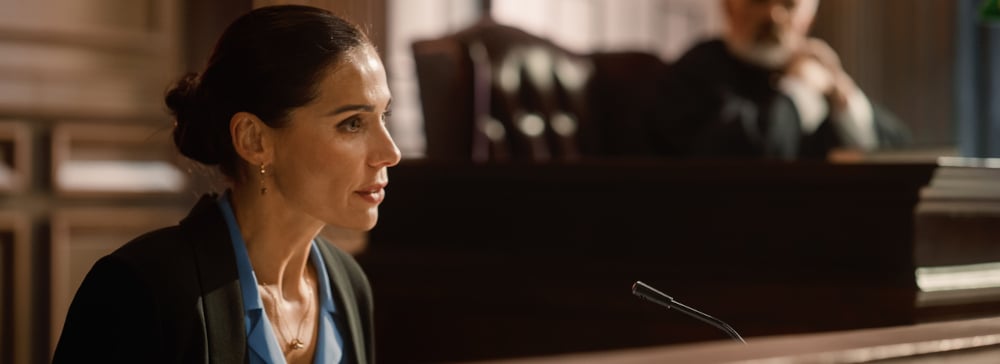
[166,5,369,178]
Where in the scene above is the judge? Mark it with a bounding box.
[650,0,908,159]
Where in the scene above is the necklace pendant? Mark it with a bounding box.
[289,339,305,350]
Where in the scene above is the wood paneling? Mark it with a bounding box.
[179,0,251,74]
[0,2,186,361]
[48,207,185,354]
[50,123,186,197]
[0,0,180,120]
[0,121,30,194]
[0,213,30,364]
[812,0,956,148]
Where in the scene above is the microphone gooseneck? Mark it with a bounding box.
[632,281,747,344]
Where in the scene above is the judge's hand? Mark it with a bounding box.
[784,38,859,111]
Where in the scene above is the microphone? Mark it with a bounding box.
[632,281,746,344]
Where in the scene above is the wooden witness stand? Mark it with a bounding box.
[359,159,1000,363]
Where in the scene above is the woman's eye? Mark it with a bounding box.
[339,117,364,132]
[381,110,392,123]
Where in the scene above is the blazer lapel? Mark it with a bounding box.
[183,195,248,364]
[318,241,368,364]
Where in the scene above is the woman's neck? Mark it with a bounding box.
[228,182,323,299]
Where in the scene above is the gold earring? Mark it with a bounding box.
[259,163,267,195]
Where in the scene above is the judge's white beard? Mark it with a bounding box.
[726,40,794,70]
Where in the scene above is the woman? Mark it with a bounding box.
[52,5,399,364]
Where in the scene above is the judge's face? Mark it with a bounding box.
[269,45,400,231]
[724,0,818,68]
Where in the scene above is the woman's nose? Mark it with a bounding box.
[370,124,401,168]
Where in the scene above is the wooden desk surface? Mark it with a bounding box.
[471,316,1000,364]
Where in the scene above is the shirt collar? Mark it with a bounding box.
[217,191,264,319]
[217,191,343,363]
[218,192,285,362]
[310,243,338,315]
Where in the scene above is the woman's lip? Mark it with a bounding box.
[359,182,388,192]
[355,183,387,204]
[355,189,384,204]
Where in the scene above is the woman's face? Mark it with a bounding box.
[269,45,400,231]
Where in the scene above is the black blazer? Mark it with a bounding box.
[52,195,375,364]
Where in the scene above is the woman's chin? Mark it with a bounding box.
[328,215,378,232]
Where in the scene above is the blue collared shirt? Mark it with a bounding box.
[218,193,344,364]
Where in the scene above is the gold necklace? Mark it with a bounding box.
[260,280,314,352]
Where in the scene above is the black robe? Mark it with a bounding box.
[649,39,908,159]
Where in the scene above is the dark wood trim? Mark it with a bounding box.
[0,121,31,193]
[0,213,30,364]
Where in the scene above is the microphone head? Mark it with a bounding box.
[632,281,673,301]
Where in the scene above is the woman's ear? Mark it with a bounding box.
[230,111,273,165]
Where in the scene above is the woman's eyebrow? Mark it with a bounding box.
[328,104,375,116]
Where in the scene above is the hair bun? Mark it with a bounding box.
[166,73,224,165]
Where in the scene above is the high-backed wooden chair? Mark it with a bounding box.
[412,18,667,161]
